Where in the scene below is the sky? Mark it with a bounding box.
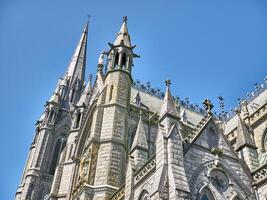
[0,0,267,199]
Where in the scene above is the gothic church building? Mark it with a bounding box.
[16,17,267,200]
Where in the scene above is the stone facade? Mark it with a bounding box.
[16,17,267,200]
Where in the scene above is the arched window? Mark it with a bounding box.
[207,127,219,149]
[109,85,114,101]
[49,138,66,175]
[262,128,267,152]
[121,53,127,69]
[139,190,150,200]
[48,110,54,123]
[75,112,81,128]
[114,52,119,68]
[198,187,215,200]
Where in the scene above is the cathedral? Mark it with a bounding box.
[16,17,267,200]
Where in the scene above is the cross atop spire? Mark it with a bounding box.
[165,79,171,86]
[123,16,128,23]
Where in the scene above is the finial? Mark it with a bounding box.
[165,79,171,86]
[87,14,91,22]
[123,16,128,23]
[235,107,241,116]
[203,99,214,113]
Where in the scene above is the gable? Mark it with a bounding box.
[185,117,239,160]
[183,117,254,199]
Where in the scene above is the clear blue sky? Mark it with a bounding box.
[0,0,266,199]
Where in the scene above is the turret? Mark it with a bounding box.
[106,16,138,77]
[92,16,139,199]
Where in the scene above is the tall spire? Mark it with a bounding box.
[113,16,131,47]
[160,80,179,118]
[65,21,89,86]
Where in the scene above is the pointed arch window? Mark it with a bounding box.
[121,53,127,69]
[139,190,150,200]
[109,85,114,101]
[114,52,119,68]
[48,110,55,123]
[198,187,215,200]
[75,111,82,128]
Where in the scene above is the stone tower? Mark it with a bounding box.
[16,22,89,200]
[91,16,137,199]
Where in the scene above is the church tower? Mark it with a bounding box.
[16,22,89,200]
[92,16,137,199]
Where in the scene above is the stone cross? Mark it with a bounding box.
[203,99,214,113]
[235,107,241,116]
[123,16,128,23]
[165,79,171,86]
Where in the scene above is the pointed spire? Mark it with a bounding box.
[48,81,61,105]
[131,112,148,152]
[160,80,179,118]
[235,109,256,151]
[113,16,131,47]
[77,74,92,106]
[65,21,88,86]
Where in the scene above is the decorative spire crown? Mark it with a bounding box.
[113,16,131,47]
[203,99,213,114]
[160,79,179,118]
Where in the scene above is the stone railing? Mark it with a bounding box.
[184,114,211,143]
[134,157,156,183]
[252,163,267,185]
[226,77,267,121]
[111,184,125,200]
[133,80,205,115]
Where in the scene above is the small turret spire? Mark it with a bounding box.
[77,74,93,106]
[113,16,131,47]
[131,111,148,152]
[160,80,179,118]
[235,109,256,151]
